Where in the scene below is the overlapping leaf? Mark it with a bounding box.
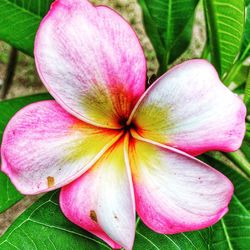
[134,220,209,249]
[0,173,23,214]
[240,3,250,61]
[203,155,250,249]
[138,0,198,75]
[203,0,245,78]
[0,0,53,56]
[244,68,250,112]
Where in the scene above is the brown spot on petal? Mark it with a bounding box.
[47,176,55,188]
[113,213,119,221]
[90,210,98,223]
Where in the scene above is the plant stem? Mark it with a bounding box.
[226,151,250,177]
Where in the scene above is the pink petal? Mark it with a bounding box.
[129,134,233,234]
[1,101,121,194]
[35,0,146,129]
[129,59,246,155]
[60,135,135,250]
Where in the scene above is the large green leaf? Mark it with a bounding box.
[241,140,250,162]
[138,0,198,75]
[245,64,250,112]
[203,155,250,249]
[0,0,53,56]
[1,153,250,249]
[203,0,245,78]
[240,3,250,61]
[134,220,209,249]
[0,191,111,249]
[0,173,23,214]
[245,124,250,144]
[0,93,52,213]
[0,192,209,249]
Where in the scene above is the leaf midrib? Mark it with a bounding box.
[166,0,173,50]
[165,0,172,63]
[220,219,233,250]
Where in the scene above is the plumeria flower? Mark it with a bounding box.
[0,0,246,249]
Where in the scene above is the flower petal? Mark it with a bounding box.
[129,59,246,155]
[60,135,135,250]
[1,101,121,194]
[34,0,146,129]
[129,133,233,234]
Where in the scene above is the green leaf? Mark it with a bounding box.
[0,0,53,56]
[203,155,250,249]
[134,220,209,249]
[226,150,250,177]
[0,192,209,249]
[2,152,250,249]
[244,66,250,112]
[203,0,245,78]
[168,17,195,65]
[138,0,198,75]
[241,140,250,162]
[231,65,249,89]
[240,3,250,61]
[0,93,52,213]
[0,173,23,213]
[241,124,250,162]
[0,191,112,249]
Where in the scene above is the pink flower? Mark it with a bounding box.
[0,0,246,249]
